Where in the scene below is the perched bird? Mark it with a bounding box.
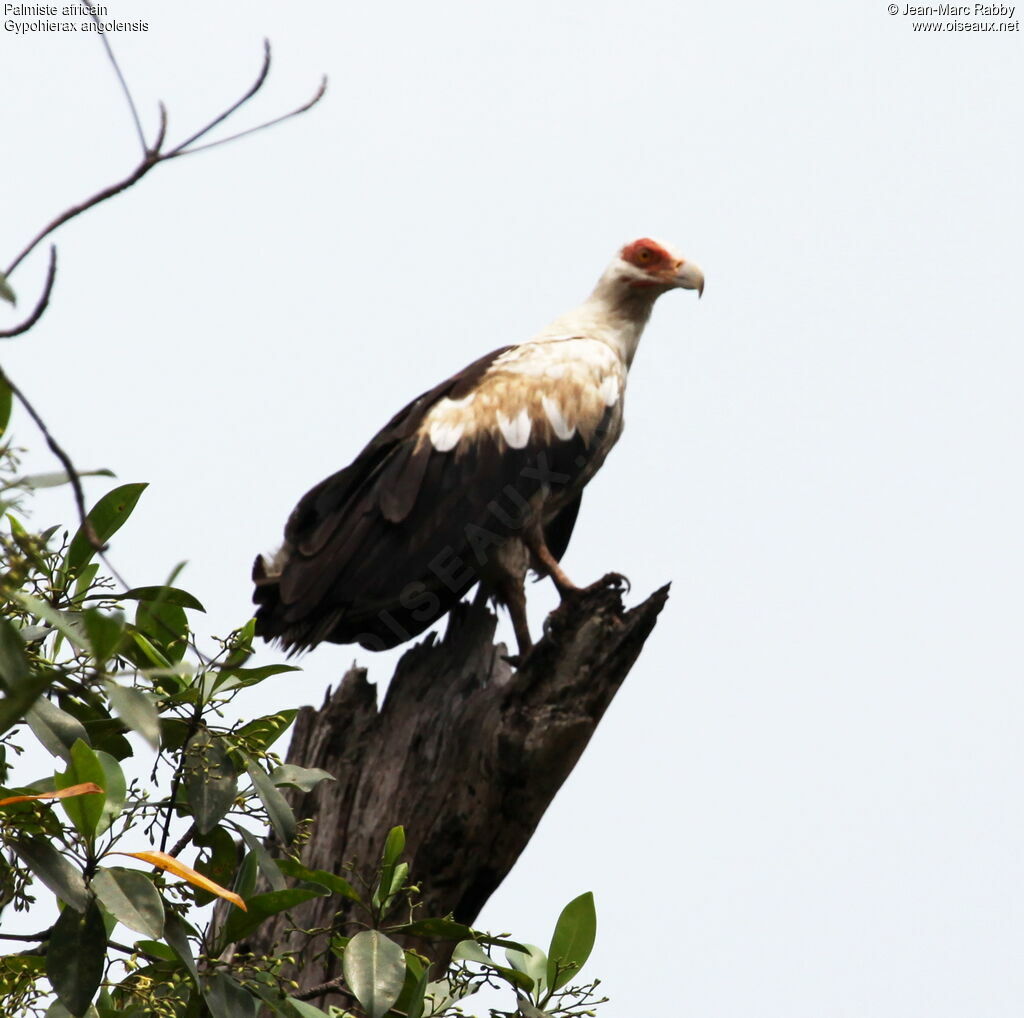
[253,237,704,656]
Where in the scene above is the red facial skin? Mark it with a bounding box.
[620,238,684,288]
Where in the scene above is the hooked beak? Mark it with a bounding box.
[673,260,705,297]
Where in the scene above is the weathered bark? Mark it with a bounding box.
[239,579,669,1004]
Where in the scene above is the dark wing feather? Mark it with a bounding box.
[254,347,512,649]
[254,345,608,653]
[543,492,582,563]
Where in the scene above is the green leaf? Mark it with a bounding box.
[342,930,407,1018]
[135,599,188,664]
[104,586,206,611]
[26,698,89,762]
[244,757,296,844]
[269,764,334,792]
[93,749,127,837]
[235,710,298,753]
[9,592,92,653]
[57,697,130,761]
[132,940,177,961]
[183,729,237,834]
[452,939,493,966]
[221,887,326,946]
[47,898,106,1016]
[12,835,89,911]
[203,971,259,1018]
[389,917,474,941]
[219,619,256,671]
[55,741,106,840]
[92,866,165,939]
[126,631,170,670]
[285,999,331,1018]
[0,616,29,689]
[233,848,260,900]
[451,941,535,991]
[381,825,406,869]
[65,483,147,576]
[82,610,125,663]
[0,619,54,737]
[0,270,15,306]
[162,911,198,982]
[11,469,115,491]
[159,717,191,753]
[44,999,84,1018]
[55,742,125,840]
[390,861,409,896]
[72,563,100,602]
[103,682,160,750]
[212,663,300,693]
[516,995,554,1018]
[546,891,596,991]
[392,952,430,1018]
[374,825,406,911]
[505,943,548,998]
[237,826,285,891]
[474,933,531,952]
[0,375,12,438]
[275,859,361,903]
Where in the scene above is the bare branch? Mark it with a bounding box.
[0,247,58,339]
[166,39,273,157]
[0,366,103,552]
[4,40,324,279]
[0,30,325,643]
[293,976,356,1007]
[4,160,155,278]
[153,101,169,153]
[168,822,197,859]
[0,929,52,943]
[91,9,147,155]
[165,76,329,161]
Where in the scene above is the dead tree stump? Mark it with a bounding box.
[238,580,669,1003]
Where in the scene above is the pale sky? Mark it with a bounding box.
[3,1,1023,1015]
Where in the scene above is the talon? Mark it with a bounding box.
[566,572,631,597]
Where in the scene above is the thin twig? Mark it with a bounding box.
[97,549,133,597]
[168,821,197,859]
[0,367,103,551]
[153,101,169,152]
[0,247,58,339]
[0,928,52,942]
[293,976,357,1005]
[162,704,204,853]
[166,39,273,156]
[4,160,156,278]
[108,939,166,964]
[4,41,325,279]
[90,9,148,155]
[164,76,329,161]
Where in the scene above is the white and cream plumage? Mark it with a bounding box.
[253,237,704,656]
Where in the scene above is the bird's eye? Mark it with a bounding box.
[637,248,652,263]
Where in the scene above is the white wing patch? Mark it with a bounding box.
[541,394,575,440]
[428,418,465,452]
[497,408,532,449]
[419,338,626,453]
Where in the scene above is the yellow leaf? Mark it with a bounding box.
[0,782,104,807]
[114,849,247,910]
